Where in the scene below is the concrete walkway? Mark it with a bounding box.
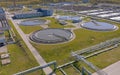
[0,46,7,54]
[93,61,120,75]
[9,18,55,75]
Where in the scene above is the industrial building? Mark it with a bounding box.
[0,7,10,46]
[12,8,53,19]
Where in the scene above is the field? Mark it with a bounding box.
[18,16,120,68]
[20,25,43,34]
[0,20,42,75]
[0,44,40,75]
[32,26,120,64]
[5,6,120,74]
[19,17,75,34]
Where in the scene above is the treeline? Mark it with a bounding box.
[0,0,41,7]
[0,0,120,3]
[0,0,80,7]
[0,0,120,7]
[99,0,120,4]
[90,0,120,4]
[0,0,77,2]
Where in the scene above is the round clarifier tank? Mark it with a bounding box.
[81,21,118,31]
[19,19,47,26]
[29,28,73,44]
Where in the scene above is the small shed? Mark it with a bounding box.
[58,20,67,25]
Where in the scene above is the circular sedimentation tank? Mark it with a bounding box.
[30,28,73,44]
[81,21,118,31]
[19,19,47,26]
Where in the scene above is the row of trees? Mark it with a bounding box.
[0,0,120,7]
[90,0,120,4]
[0,0,81,7]
[0,0,120,3]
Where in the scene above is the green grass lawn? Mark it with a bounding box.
[88,46,120,69]
[44,17,76,29]
[44,17,65,28]
[63,65,80,75]
[0,44,40,75]
[31,22,120,66]
[20,25,43,34]
[19,17,65,34]
[18,16,120,74]
[64,25,75,28]
[19,17,75,34]
[0,20,43,75]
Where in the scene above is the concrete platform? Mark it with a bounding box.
[0,46,7,54]
[1,53,10,59]
[93,61,120,75]
[1,58,11,65]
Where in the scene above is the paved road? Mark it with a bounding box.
[93,61,120,75]
[9,18,55,75]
